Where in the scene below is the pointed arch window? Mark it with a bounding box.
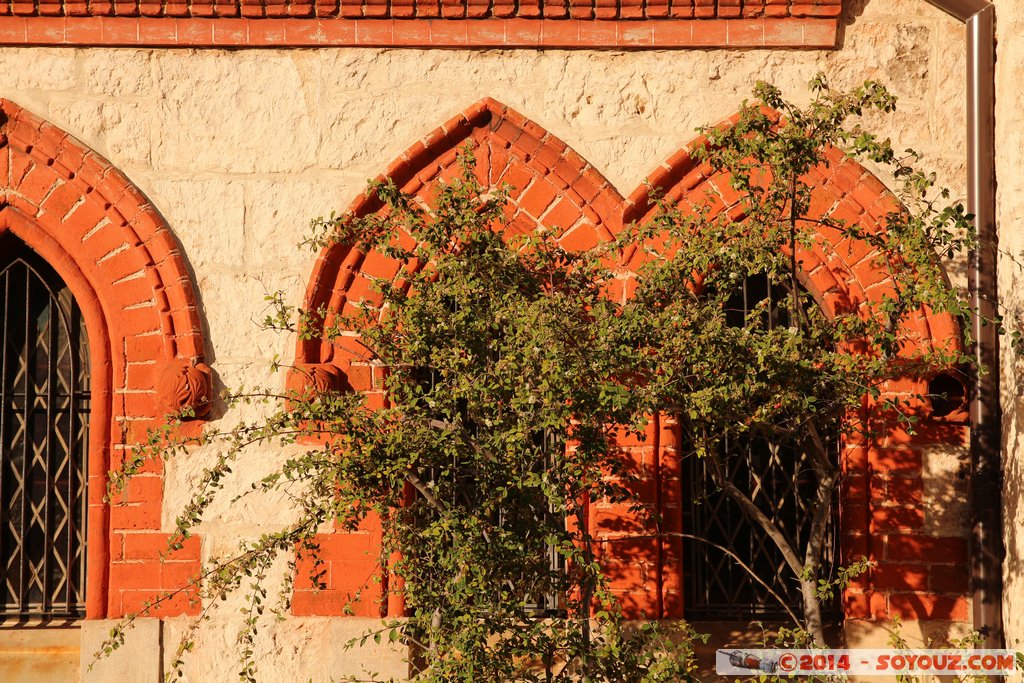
[0,237,90,619]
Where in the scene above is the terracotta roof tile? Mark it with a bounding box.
[0,0,841,18]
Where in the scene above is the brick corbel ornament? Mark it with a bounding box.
[286,362,345,395]
[0,99,208,618]
[283,362,346,411]
[295,99,969,625]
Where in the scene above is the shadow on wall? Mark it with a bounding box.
[1001,295,1024,652]
[837,0,871,48]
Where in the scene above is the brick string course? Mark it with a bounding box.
[0,0,840,47]
[0,0,841,19]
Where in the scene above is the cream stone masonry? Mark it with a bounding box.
[81,619,161,683]
[0,0,984,679]
[996,0,1024,675]
[922,446,971,538]
[0,625,81,683]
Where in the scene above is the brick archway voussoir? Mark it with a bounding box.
[1,98,210,411]
[298,97,624,369]
[628,125,953,355]
[0,99,208,618]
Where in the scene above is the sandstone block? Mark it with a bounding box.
[152,52,318,174]
[147,177,245,269]
[82,50,155,97]
[81,618,162,683]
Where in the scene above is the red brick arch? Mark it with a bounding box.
[298,97,624,371]
[623,122,959,355]
[0,99,206,618]
[293,97,625,617]
[618,125,969,623]
[294,103,970,624]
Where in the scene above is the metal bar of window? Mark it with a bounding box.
[416,363,565,617]
[67,301,77,613]
[42,282,57,615]
[18,263,31,615]
[683,273,837,622]
[0,265,9,603]
[0,247,89,619]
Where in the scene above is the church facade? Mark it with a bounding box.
[1,0,1024,679]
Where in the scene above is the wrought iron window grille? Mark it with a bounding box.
[0,238,90,620]
[413,367,566,617]
[682,273,839,622]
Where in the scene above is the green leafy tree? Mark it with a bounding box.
[621,77,973,644]
[102,76,976,681]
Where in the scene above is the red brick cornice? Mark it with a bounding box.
[0,0,841,48]
[10,0,841,19]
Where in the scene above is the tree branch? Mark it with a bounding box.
[600,533,801,627]
[406,469,446,514]
[705,452,805,578]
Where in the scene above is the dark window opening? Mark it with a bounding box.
[0,238,90,620]
[413,368,565,617]
[683,273,839,622]
[927,371,968,418]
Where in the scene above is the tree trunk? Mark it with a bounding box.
[802,424,838,647]
[705,439,836,647]
[800,567,826,646]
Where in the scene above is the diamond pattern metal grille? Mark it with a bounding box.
[0,240,90,620]
[682,274,837,622]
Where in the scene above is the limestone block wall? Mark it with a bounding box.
[995,0,1024,669]
[0,0,983,679]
